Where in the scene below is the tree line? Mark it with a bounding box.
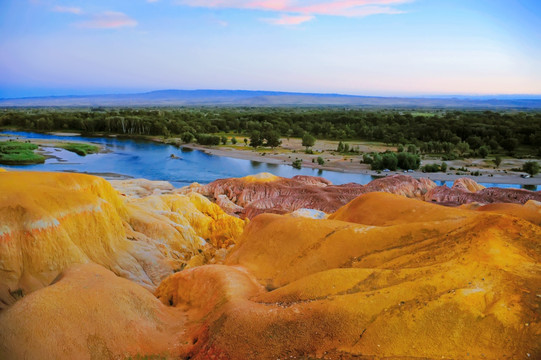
[1,108,540,157]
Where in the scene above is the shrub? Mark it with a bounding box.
[181,132,194,143]
[522,161,540,176]
[196,134,220,146]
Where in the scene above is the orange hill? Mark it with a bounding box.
[0,172,539,359]
[158,192,540,359]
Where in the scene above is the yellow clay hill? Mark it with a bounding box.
[157,191,540,359]
[0,171,245,308]
[0,172,539,360]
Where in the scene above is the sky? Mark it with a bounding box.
[0,0,540,98]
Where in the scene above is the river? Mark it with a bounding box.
[1,131,538,190]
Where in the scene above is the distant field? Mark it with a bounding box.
[410,112,437,117]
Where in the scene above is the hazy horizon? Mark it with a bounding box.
[2,88,541,101]
[1,0,540,98]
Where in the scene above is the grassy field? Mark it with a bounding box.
[59,143,100,156]
[0,141,45,165]
[410,112,438,117]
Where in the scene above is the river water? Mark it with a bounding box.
[1,131,538,190]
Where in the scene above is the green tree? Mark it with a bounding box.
[478,146,489,158]
[302,133,316,151]
[501,138,518,154]
[264,130,281,148]
[337,141,344,152]
[317,156,325,165]
[522,161,540,176]
[231,137,237,145]
[286,129,294,140]
[250,131,262,148]
[493,155,502,168]
[181,132,194,143]
[488,138,499,151]
[371,153,383,170]
[362,153,373,164]
[382,152,398,171]
[221,136,228,145]
[243,138,248,146]
[397,152,420,170]
[292,159,302,169]
[466,136,483,150]
[440,162,448,172]
[456,142,470,156]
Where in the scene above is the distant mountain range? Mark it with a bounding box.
[1,89,540,109]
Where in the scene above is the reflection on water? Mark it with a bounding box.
[0,131,375,187]
[1,131,539,191]
[250,160,262,168]
[433,180,539,191]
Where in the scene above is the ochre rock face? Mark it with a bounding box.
[110,178,175,197]
[425,178,541,206]
[182,173,437,219]
[0,171,245,308]
[1,172,540,359]
[153,192,541,360]
[183,173,541,219]
[452,177,486,192]
[476,200,541,226]
[328,191,469,225]
[0,264,188,359]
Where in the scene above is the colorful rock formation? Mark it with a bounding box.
[425,178,541,206]
[153,192,541,359]
[0,264,187,359]
[0,171,245,308]
[1,171,540,359]
[0,264,185,359]
[182,172,437,219]
[184,173,541,219]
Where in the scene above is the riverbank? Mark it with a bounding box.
[0,134,105,164]
[3,130,540,188]
[180,142,541,186]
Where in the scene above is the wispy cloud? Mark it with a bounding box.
[263,14,314,25]
[177,0,411,24]
[75,11,138,29]
[52,5,82,15]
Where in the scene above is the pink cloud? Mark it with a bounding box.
[263,14,314,25]
[52,5,82,15]
[75,11,138,29]
[290,1,408,17]
[176,0,411,25]
[178,0,409,15]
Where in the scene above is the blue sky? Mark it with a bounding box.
[0,0,540,98]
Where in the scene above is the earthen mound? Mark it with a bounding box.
[182,173,437,219]
[0,171,245,308]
